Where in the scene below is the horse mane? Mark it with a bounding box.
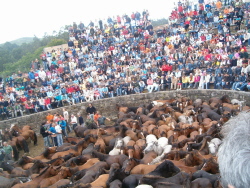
[63,153,74,161]
[42,148,52,158]
[36,165,51,177]
[199,137,208,151]
[84,134,94,142]
[127,146,134,150]
[17,156,30,166]
[129,158,140,164]
[46,157,63,164]
[220,95,230,103]
[142,174,165,179]
[92,150,108,161]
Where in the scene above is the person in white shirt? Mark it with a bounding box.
[70,114,78,130]
[55,123,63,146]
[203,73,211,89]
[38,69,46,81]
[63,108,71,132]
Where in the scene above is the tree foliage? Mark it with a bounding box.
[0,29,69,77]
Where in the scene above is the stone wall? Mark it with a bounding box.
[1,89,249,132]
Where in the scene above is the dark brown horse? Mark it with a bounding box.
[201,158,219,174]
[39,167,73,188]
[10,124,37,146]
[12,165,61,188]
[1,160,47,178]
[91,150,128,167]
[1,130,27,159]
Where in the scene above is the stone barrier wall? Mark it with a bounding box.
[1,89,249,132]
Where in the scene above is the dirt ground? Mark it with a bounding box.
[19,120,115,158]
[19,132,75,158]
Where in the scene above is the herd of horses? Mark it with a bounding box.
[0,94,248,188]
[0,124,37,161]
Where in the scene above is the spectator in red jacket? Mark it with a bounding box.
[161,62,173,72]
[44,96,52,110]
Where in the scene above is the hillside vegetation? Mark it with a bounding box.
[0,37,35,47]
[0,30,68,77]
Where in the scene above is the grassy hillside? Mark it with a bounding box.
[0,37,35,46]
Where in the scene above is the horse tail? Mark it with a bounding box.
[12,145,19,161]
[22,139,29,153]
[33,132,38,145]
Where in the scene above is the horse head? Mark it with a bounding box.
[143,141,157,154]
[208,142,216,155]
[115,138,124,149]
[122,158,139,175]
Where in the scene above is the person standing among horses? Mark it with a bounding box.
[63,108,72,132]
[77,113,84,127]
[70,114,78,130]
[3,142,13,161]
[86,103,96,120]
[97,113,111,128]
[40,122,51,148]
[58,118,68,137]
[49,123,58,146]
[55,123,63,146]
[85,114,97,129]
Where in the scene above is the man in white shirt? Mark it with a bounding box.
[63,108,72,132]
[70,114,78,130]
[204,73,211,89]
[55,124,63,146]
[38,69,46,81]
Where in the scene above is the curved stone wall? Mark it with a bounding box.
[1,89,249,132]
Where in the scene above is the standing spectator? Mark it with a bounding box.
[86,103,96,119]
[55,123,63,146]
[63,108,71,132]
[40,122,51,148]
[85,114,97,129]
[78,113,84,126]
[97,113,111,128]
[46,112,54,122]
[70,114,78,130]
[3,142,13,160]
[49,123,58,146]
[58,119,68,137]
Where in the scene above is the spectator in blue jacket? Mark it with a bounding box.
[58,119,67,137]
[215,73,223,89]
[28,70,35,83]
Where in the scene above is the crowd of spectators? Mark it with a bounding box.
[1,0,250,121]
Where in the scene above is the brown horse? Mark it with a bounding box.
[51,140,88,159]
[70,158,100,173]
[91,150,128,167]
[201,158,219,174]
[130,163,159,174]
[64,137,84,144]
[39,167,72,188]
[122,152,158,175]
[47,179,71,188]
[1,160,47,178]
[10,124,37,145]
[12,165,61,188]
[31,146,57,161]
[94,129,107,153]
[1,130,28,158]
